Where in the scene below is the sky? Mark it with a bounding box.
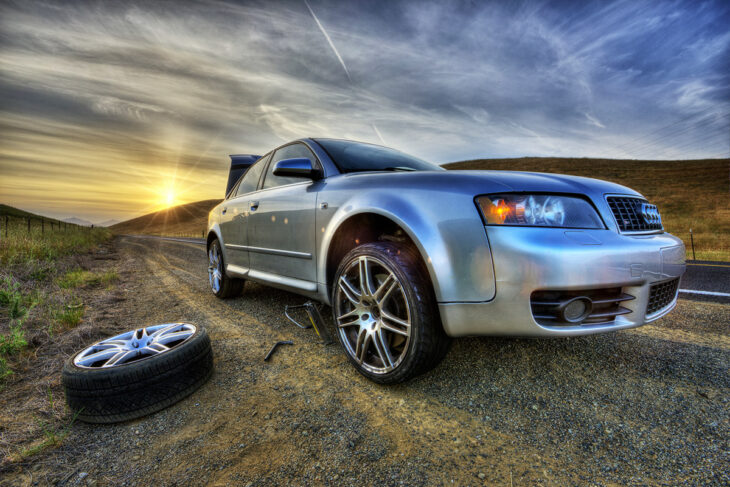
[0,0,728,223]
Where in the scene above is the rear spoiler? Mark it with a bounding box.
[226,154,260,197]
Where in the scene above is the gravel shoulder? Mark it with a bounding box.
[2,236,728,486]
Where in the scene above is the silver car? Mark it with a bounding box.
[207,138,686,383]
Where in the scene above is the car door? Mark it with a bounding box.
[247,143,319,286]
[219,154,269,269]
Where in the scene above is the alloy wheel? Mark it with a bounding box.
[73,323,197,368]
[334,255,412,374]
[208,242,223,293]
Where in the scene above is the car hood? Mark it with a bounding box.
[337,170,642,198]
[454,170,642,197]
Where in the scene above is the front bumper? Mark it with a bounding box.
[438,227,686,337]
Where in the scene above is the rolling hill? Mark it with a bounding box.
[110,199,221,237]
[0,204,72,226]
[110,158,729,260]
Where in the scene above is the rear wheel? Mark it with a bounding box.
[208,238,244,298]
[332,241,450,384]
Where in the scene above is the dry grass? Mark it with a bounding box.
[446,157,730,261]
[0,217,111,266]
[110,199,220,237]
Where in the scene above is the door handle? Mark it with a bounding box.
[249,201,259,211]
[222,207,227,215]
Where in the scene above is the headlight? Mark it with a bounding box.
[476,194,604,229]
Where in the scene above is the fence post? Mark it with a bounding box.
[689,228,696,260]
[41,218,44,234]
[5,216,7,238]
[27,217,31,233]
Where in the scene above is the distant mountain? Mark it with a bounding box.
[97,219,120,227]
[64,217,94,227]
[111,200,221,236]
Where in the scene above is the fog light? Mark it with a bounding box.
[560,297,592,323]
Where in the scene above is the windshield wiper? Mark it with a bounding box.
[382,166,417,172]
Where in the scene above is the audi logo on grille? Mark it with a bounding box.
[640,203,661,225]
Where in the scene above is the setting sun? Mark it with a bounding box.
[165,189,176,207]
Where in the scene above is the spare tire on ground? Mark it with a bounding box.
[62,323,213,424]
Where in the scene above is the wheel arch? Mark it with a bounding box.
[323,210,440,305]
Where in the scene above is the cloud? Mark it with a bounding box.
[0,0,728,221]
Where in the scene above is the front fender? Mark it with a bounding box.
[318,189,496,304]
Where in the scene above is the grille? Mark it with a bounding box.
[647,278,680,315]
[607,197,662,233]
[531,287,635,327]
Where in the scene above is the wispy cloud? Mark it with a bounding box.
[0,0,727,221]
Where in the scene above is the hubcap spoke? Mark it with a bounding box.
[154,330,194,346]
[336,308,359,321]
[103,350,137,367]
[358,257,375,297]
[380,321,409,336]
[142,343,168,354]
[75,348,123,367]
[338,277,361,305]
[354,328,370,364]
[375,278,397,306]
[149,323,179,339]
[373,329,394,368]
[381,310,410,329]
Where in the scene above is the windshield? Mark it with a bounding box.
[314,139,444,173]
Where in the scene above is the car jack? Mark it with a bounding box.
[284,301,334,345]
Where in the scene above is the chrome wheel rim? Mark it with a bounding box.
[335,256,412,374]
[208,242,222,293]
[73,323,196,368]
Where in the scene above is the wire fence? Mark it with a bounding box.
[0,213,95,240]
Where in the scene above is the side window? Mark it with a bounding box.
[235,154,270,197]
[262,144,317,190]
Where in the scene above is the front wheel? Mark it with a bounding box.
[208,238,244,298]
[332,242,450,384]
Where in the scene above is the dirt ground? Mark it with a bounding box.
[1,236,728,486]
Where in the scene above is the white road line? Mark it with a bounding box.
[680,289,730,297]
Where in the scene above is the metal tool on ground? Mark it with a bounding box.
[284,301,334,344]
[264,340,294,361]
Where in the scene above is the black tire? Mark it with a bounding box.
[332,241,451,384]
[62,327,213,424]
[209,238,244,299]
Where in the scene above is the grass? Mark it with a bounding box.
[18,388,81,460]
[0,222,111,265]
[58,268,118,289]
[446,157,730,261]
[51,303,85,333]
[0,276,32,381]
[0,206,112,382]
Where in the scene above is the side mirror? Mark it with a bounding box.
[272,158,322,180]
